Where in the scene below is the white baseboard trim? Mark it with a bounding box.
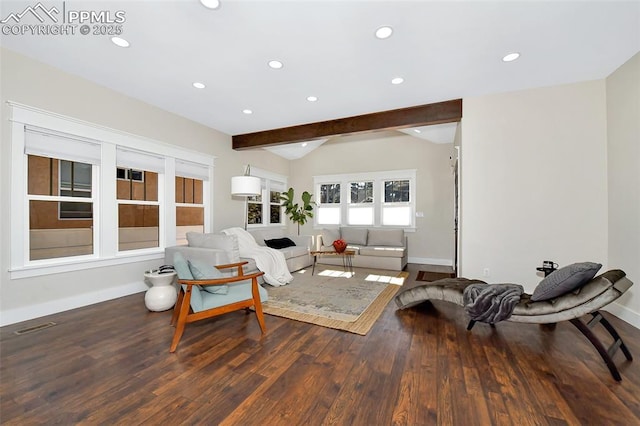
[408,257,453,266]
[603,301,640,330]
[0,281,148,327]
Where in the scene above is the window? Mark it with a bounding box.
[175,175,204,245]
[247,192,263,225]
[27,155,96,260]
[314,170,416,228]
[348,181,374,225]
[382,179,411,226]
[270,190,282,224]
[244,167,286,228]
[10,103,213,278]
[117,167,144,182]
[317,183,341,225]
[116,147,163,252]
[59,160,93,219]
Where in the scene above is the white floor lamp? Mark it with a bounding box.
[231,166,261,230]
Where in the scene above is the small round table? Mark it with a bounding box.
[144,270,177,312]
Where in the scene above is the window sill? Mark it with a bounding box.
[9,250,165,280]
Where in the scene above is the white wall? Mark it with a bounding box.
[605,52,640,325]
[289,131,456,265]
[0,48,289,325]
[460,80,609,292]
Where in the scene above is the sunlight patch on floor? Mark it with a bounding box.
[319,269,354,278]
[365,274,404,285]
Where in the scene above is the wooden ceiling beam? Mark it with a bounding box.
[232,98,462,150]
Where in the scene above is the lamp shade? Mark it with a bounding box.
[231,175,261,196]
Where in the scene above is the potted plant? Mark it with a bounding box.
[280,187,314,235]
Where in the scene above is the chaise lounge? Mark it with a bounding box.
[395,264,634,381]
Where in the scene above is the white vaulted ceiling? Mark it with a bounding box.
[1,0,638,138]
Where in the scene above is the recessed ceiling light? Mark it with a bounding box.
[200,0,220,9]
[306,96,318,102]
[111,36,129,48]
[502,52,520,62]
[242,109,253,115]
[268,60,283,69]
[192,82,205,89]
[301,142,308,147]
[413,129,421,134]
[375,26,393,39]
[391,77,404,85]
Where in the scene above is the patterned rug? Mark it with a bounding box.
[261,267,408,335]
[416,270,456,282]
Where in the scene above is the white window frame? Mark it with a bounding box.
[313,169,416,230]
[9,102,214,279]
[347,180,374,226]
[246,167,287,229]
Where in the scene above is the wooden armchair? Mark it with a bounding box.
[170,258,267,353]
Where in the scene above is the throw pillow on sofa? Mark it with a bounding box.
[367,229,404,246]
[322,228,340,246]
[340,227,368,245]
[265,237,296,249]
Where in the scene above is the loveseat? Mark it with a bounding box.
[164,229,312,281]
[316,227,407,271]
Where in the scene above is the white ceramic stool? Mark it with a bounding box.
[144,270,177,311]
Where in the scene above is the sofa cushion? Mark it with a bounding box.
[279,245,309,259]
[340,227,368,245]
[531,262,602,301]
[367,229,404,247]
[321,228,340,246]
[186,232,240,263]
[187,259,229,295]
[359,246,406,258]
[264,237,296,249]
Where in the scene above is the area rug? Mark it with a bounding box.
[416,270,456,282]
[262,267,408,335]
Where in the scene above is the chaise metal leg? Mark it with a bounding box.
[569,310,632,381]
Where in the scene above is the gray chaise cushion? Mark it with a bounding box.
[186,232,240,263]
[531,262,602,301]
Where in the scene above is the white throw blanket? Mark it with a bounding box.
[222,227,293,287]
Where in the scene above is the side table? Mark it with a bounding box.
[144,270,177,312]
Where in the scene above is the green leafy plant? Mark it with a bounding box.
[280,187,314,235]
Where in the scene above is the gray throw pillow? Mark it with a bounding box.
[188,259,229,295]
[367,229,404,246]
[531,262,602,301]
[340,227,368,245]
[321,228,340,246]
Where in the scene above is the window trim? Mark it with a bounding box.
[313,169,416,230]
[9,102,215,279]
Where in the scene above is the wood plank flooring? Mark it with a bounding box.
[2,264,640,425]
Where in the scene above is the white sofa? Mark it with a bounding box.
[164,230,312,282]
[316,227,407,271]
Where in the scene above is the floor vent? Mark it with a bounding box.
[14,322,57,335]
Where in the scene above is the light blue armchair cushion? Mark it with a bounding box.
[188,259,229,295]
[173,252,203,312]
[197,281,269,314]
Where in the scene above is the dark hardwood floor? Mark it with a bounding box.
[2,264,639,425]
